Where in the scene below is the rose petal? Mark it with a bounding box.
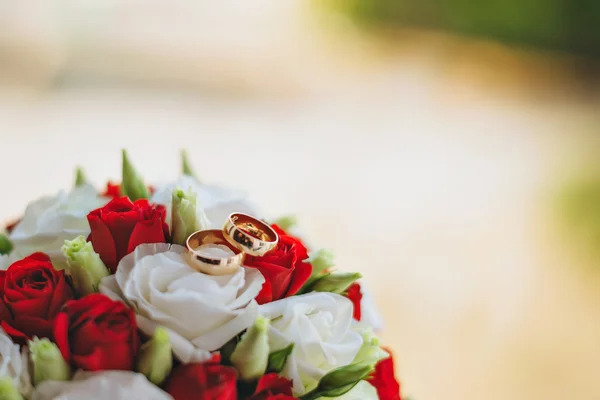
[72,342,135,371]
[1,320,30,345]
[285,261,312,297]
[88,216,119,272]
[128,219,167,254]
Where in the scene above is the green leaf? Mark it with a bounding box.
[301,382,360,400]
[267,343,294,373]
[312,272,362,294]
[181,150,198,180]
[273,215,297,231]
[300,362,375,400]
[121,149,149,201]
[74,167,87,187]
[220,336,239,365]
[297,273,331,295]
[0,234,12,255]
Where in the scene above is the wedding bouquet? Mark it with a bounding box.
[0,151,402,400]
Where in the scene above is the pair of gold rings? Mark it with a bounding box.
[185,213,279,275]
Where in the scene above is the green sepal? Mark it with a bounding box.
[312,272,362,294]
[181,150,198,180]
[297,273,330,295]
[273,215,297,232]
[267,343,294,373]
[121,149,149,201]
[74,167,87,187]
[300,362,375,400]
[308,249,335,277]
[0,234,13,255]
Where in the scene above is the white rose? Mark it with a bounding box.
[0,328,32,397]
[100,243,264,363]
[9,184,108,266]
[259,292,363,396]
[150,176,261,228]
[32,370,172,400]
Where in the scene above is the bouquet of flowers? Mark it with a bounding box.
[0,151,402,400]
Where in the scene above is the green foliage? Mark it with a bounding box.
[267,343,295,373]
[320,0,600,57]
[0,234,13,255]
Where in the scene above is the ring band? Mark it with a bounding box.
[223,213,279,257]
[185,229,245,275]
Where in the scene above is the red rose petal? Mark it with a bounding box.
[369,350,402,400]
[54,294,139,372]
[53,312,72,362]
[255,279,273,305]
[284,261,312,297]
[88,215,119,272]
[11,315,53,339]
[346,283,363,321]
[127,218,167,254]
[255,373,293,395]
[72,342,135,371]
[87,198,168,273]
[248,262,293,301]
[0,321,30,345]
[1,254,73,342]
[167,364,238,400]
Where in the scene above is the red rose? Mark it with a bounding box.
[346,282,363,321]
[102,181,122,198]
[166,363,238,400]
[87,197,169,273]
[369,349,401,400]
[249,373,297,400]
[54,293,139,371]
[102,182,155,199]
[244,225,312,304]
[0,253,74,344]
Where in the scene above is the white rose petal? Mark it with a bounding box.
[99,243,264,363]
[32,370,172,400]
[259,292,364,396]
[150,176,261,228]
[0,328,32,397]
[9,184,108,267]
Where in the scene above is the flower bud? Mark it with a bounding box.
[273,215,297,232]
[353,329,389,365]
[62,236,110,295]
[181,150,199,180]
[29,337,71,385]
[0,234,12,256]
[230,316,270,381]
[136,326,173,386]
[308,249,335,277]
[0,377,23,400]
[74,167,87,187]
[171,187,210,246]
[121,149,149,201]
[312,272,362,294]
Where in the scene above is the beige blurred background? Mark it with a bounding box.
[2,2,600,400]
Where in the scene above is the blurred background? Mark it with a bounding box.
[1,1,600,399]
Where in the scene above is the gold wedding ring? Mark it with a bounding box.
[185,229,245,275]
[222,213,279,257]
